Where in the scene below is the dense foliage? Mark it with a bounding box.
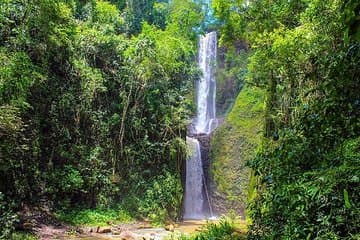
[1,0,359,239]
[0,192,17,239]
[213,0,360,239]
[0,0,205,236]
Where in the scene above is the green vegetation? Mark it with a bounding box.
[189,219,246,240]
[211,85,264,210]
[214,0,360,239]
[1,0,359,239]
[171,217,246,240]
[0,192,17,239]
[11,232,38,240]
[56,206,133,226]
[0,0,206,237]
[138,171,183,224]
[216,46,249,116]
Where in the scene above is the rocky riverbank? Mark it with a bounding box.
[27,218,210,240]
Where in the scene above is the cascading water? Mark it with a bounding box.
[195,31,218,134]
[184,32,217,220]
[183,137,205,219]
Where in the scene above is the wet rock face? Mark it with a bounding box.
[190,130,247,218]
[196,134,211,187]
[216,41,249,117]
[210,188,246,218]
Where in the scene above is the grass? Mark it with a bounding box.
[55,205,134,226]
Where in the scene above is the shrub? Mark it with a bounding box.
[55,205,133,226]
[11,232,38,240]
[0,192,17,239]
[170,217,246,240]
[138,171,183,224]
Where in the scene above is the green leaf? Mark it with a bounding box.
[343,189,351,209]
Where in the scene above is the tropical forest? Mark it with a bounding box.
[0,0,359,239]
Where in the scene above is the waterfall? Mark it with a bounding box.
[184,32,217,220]
[183,137,205,219]
[195,31,217,134]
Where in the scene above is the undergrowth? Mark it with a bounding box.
[11,232,38,240]
[170,217,247,240]
[55,205,133,226]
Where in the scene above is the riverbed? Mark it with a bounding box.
[55,220,210,240]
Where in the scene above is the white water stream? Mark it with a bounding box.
[184,137,205,219]
[184,32,217,220]
[194,31,218,134]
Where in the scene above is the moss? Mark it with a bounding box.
[216,47,249,116]
[211,85,265,211]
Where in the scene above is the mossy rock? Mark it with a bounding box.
[210,85,265,215]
